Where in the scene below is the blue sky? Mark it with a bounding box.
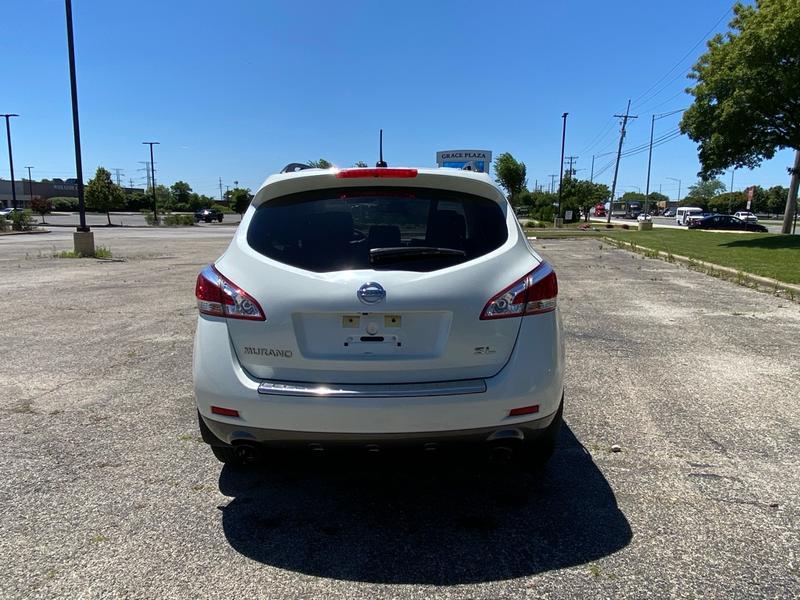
[1,0,793,200]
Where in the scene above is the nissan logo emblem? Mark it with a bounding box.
[357,282,386,304]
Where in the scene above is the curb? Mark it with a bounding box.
[602,236,800,297]
[0,229,52,236]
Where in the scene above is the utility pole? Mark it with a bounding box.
[129,177,134,189]
[590,155,596,183]
[142,142,159,223]
[781,150,800,234]
[549,174,558,194]
[219,177,224,202]
[606,100,637,224]
[557,112,568,224]
[564,155,578,178]
[25,166,34,205]
[112,168,124,187]
[2,114,19,209]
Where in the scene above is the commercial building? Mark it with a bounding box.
[0,178,143,208]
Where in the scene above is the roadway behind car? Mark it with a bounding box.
[30,211,242,228]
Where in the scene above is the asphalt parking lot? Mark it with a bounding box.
[1,229,798,599]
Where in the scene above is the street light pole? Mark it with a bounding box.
[143,141,160,223]
[667,177,682,204]
[1,114,19,209]
[25,166,34,205]
[557,112,568,225]
[644,114,655,216]
[64,0,90,237]
[645,109,684,217]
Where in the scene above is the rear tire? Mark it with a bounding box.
[517,397,563,469]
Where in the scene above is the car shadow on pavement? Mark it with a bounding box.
[217,424,631,584]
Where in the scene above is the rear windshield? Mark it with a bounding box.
[246,187,507,272]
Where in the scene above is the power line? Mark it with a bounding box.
[581,118,616,155]
[632,7,732,109]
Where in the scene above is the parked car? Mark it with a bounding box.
[195,207,224,223]
[637,213,652,222]
[0,207,20,217]
[194,165,565,468]
[688,214,768,232]
[733,211,758,223]
[662,208,675,218]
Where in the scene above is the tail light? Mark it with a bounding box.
[195,265,265,321]
[480,262,558,320]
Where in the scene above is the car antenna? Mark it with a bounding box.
[376,129,388,167]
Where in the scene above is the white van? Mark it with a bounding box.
[675,207,703,226]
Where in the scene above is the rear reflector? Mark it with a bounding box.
[211,406,240,417]
[195,265,265,321]
[509,405,539,417]
[480,262,558,320]
[336,168,418,179]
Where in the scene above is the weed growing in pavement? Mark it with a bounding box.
[588,565,602,578]
[177,433,203,443]
[90,534,108,544]
[54,246,113,259]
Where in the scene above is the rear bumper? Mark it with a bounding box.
[199,407,558,448]
[193,311,565,439]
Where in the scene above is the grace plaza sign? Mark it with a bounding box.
[436,149,492,173]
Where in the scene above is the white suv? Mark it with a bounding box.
[733,211,758,223]
[193,166,564,467]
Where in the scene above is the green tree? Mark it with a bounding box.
[123,190,149,211]
[354,161,368,168]
[493,153,527,206]
[229,187,252,215]
[561,178,610,221]
[30,197,53,223]
[680,0,800,232]
[85,167,123,225]
[685,178,726,209]
[528,190,558,222]
[765,185,788,216]
[709,191,746,214]
[308,159,332,169]
[170,181,193,209]
[619,191,646,204]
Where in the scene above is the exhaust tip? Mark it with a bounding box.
[233,443,259,464]
[489,445,514,464]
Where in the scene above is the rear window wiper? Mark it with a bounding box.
[369,246,466,265]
